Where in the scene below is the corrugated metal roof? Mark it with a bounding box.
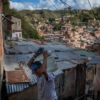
[87,56,100,65]
[4,53,38,93]
[5,45,38,54]
[57,61,77,70]
[94,40,100,43]
[51,51,85,61]
[73,50,96,58]
[4,41,75,54]
[53,69,63,75]
[41,43,74,51]
[4,41,88,94]
[7,37,26,41]
[5,54,63,93]
[6,65,37,94]
[35,55,58,72]
[4,55,20,71]
[6,83,30,94]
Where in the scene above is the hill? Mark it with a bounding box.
[3,0,100,39]
[19,8,100,27]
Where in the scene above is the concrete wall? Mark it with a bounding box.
[61,68,76,99]
[94,65,100,96]
[12,32,22,38]
[76,64,86,97]
[11,16,21,32]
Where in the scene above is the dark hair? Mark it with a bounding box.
[33,61,42,67]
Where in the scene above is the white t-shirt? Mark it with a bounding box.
[37,72,57,100]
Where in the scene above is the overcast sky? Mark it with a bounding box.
[10,0,100,10]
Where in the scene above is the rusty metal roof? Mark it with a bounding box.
[6,70,30,84]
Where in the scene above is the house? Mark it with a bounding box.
[81,42,88,49]
[72,42,81,48]
[6,15,22,38]
[84,27,96,33]
[55,18,61,24]
[94,31,100,39]
[86,40,100,54]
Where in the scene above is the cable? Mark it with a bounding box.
[60,0,70,8]
[18,0,30,9]
[87,0,93,10]
[73,0,81,10]
[87,0,95,16]
[48,0,59,10]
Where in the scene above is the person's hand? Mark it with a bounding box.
[43,50,48,58]
[34,49,43,57]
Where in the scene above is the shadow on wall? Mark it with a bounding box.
[59,96,74,100]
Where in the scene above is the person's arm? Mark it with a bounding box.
[28,57,35,68]
[41,51,48,79]
[28,49,43,67]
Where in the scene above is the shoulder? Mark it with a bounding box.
[47,72,56,81]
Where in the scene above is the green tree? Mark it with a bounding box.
[3,0,10,14]
[53,24,62,31]
[3,3,41,39]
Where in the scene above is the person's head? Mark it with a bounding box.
[30,61,43,76]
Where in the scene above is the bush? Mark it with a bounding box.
[53,23,62,31]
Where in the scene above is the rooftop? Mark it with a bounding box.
[4,40,96,94]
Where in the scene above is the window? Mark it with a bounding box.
[16,34,18,37]
[19,33,21,37]
[15,22,17,28]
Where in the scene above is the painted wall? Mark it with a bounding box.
[11,16,22,32]
[12,32,22,38]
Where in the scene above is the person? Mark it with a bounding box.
[28,49,57,100]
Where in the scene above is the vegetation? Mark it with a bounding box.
[3,0,100,38]
[19,8,100,27]
[90,32,95,37]
[3,0,41,39]
[53,23,62,31]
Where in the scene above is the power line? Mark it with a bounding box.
[48,0,59,10]
[87,0,93,10]
[73,0,81,10]
[60,0,73,19]
[18,0,30,9]
[87,0,95,16]
[60,0,70,8]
